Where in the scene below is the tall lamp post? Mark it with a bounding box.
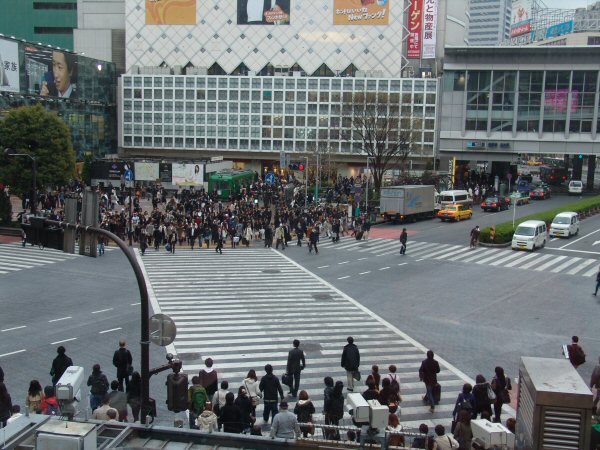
[4,148,37,215]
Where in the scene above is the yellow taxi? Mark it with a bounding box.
[437,203,473,222]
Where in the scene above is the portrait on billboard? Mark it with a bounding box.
[333,0,389,25]
[25,45,77,98]
[0,38,19,93]
[172,163,204,186]
[511,0,532,37]
[237,0,291,25]
[146,0,196,25]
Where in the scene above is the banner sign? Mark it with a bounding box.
[90,161,128,181]
[0,38,19,93]
[159,163,172,183]
[421,0,437,59]
[134,162,159,181]
[511,0,532,38]
[333,0,390,26]
[146,0,196,25]
[545,20,573,39]
[172,163,204,186]
[407,0,423,59]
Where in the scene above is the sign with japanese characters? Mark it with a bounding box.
[333,0,390,26]
[0,38,19,93]
[407,0,423,59]
[421,0,437,59]
[511,0,532,38]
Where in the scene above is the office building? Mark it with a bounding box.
[468,0,511,45]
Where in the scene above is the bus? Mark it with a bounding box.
[539,165,569,185]
[208,169,256,199]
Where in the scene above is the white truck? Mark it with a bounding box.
[380,185,436,223]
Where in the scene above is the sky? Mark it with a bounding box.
[540,0,592,8]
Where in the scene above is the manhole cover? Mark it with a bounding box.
[177,352,203,361]
[312,293,332,300]
[262,269,281,274]
[301,342,322,351]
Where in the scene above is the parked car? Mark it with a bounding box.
[568,180,583,195]
[529,187,550,200]
[549,212,579,238]
[437,203,473,222]
[480,196,509,212]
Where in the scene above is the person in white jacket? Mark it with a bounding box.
[196,402,218,433]
[243,369,261,415]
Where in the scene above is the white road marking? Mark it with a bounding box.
[51,337,77,345]
[338,275,350,280]
[48,316,72,323]
[357,257,368,261]
[130,302,141,306]
[338,261,349,265]
[416,259,424,262]
[317,265,330,269]
[559,227,600,249]
[398,263,408,266]
[534,256,567,271]
[0,349,26,358]
[550,257,582,273]
[359,271,371,275]
[379,267,390,271]
[91,308,114,314]
[567,258,597,275]
[1,325,26,332]
[99,327,122,334]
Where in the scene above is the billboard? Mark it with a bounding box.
[0,39,19,93]
[90,161,128,181]
[24,44,78,99]
[407,0,423,59]
[146,0,196,25]
[237,0,291,25]
[172,163,204,186]
[134,162,159,181]
[333,0,390,26]
[159,163,173,183]
[545,20,573,39]
[421,0,437,59]
[545,89,578,113]
[511,0,532,38]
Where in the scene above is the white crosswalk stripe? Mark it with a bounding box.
[138,248,470,426]
[0,242,83,275]
[309,236,598,277]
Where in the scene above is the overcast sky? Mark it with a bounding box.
[540,0,591,8]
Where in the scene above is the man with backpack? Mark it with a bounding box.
[188,376,208,429]
[87,364,109,412]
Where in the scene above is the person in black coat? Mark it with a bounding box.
[220,392,243,433]
[341,336,360,391]
[419,350,441,412]
[286,339,306,397]
[112,340,133,391]
[234,387,254,431]
[0,382,12,428]
[259,364,284,423]
[0,365,4,383]
[50,346,73,386]
[399,228,408,255]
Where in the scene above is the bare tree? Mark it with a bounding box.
[346,92,419,196]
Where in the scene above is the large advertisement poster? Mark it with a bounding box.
[146,0,196,25]
[0,39,19,93]
[421,0,437,59]
[333,0,390,26]
[511,0,532,38]
[24,44,78,98]
[407,0,423,59]
[237,0,291,25]
[90,161,127,181]
[134,162,159,181]
[159,163,173,183]
[172,163,204,186]
[545,89,578,113]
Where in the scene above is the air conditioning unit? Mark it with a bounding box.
[36,420,97,450]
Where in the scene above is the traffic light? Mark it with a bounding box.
[166,372,188,412]
[288,162,305,171]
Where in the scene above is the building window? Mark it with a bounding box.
[570,71,597,133]
[543,71,570,133]
[490,71,515,132]
[466,71,491,131]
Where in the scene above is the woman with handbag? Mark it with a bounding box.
[491,366,511,423]
[243,370,261,416]
[471,374,493,419]
[294,390,316,437]
[379,378,401,415]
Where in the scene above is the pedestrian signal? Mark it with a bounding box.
[288,162,305,171]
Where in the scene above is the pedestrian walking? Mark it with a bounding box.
[220,392,243,433]
[87,364,109,412]
[108,380,128,422]
[567,336,586,368]
[39,386,60,415]
[126,371,142,422]
[309,225,320,254]
[112,340,133,391]
[234,386,254,432]
[275,224,285,250]
[270,401,300,439]
[198,358,219,398]
[26,380,44,414]
[188,376,208,429]
[50,345,73,386]
[212,380,230,430]
[243,369,261,416]
[0,383,12,428]
[399,228,408,255]
[259,364,284,424]
[286,339,306,398]
[327,381,344,440]
[419,350,441,413]
[472,374,493,419]
[294,390,316,437]
[433,424,460,449]
[470,226,480,248]
[341,336,360,392]
[593,266,600,295]
[196,402,219,432]
[491,366,512,423]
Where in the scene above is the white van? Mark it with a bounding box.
[568,180,583,195]
[438,190,473,208]
[512,220,548,251]
[549,212,579,238]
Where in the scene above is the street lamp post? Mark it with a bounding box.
[4,148,37,215]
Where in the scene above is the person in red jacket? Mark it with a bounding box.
[39,386,60,416]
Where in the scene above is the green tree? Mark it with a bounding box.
[0,104,75,197]
[0,186,12,225]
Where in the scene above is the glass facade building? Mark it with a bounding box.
[120,75,437,160]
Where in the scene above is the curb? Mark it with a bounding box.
[479,242,511,248]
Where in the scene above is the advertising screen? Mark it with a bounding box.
[134,162,159,181]
[545,20,573,39]
[333,0,389,26]
[0,38,19,93]
[237,0,291,25]
[90,161,128,181]
[407,0,423,59]
[146,0,196,25]
[545,89,578,113]
[172,163,204,186]
[511,0,532,38]
[421,0,437,59]
[24,44,78,99]
[159,163,173,183]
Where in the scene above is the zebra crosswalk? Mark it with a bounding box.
[138,248,471,429]
[0,242,117,276]
[317,236,599,278]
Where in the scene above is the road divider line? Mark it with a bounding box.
[338,276,350,280]
[131,302,141,306]
[1,326,26,332]
[99,327,122,334]
[51,337,77,345]
[359,271,371,275]
[398,263,408,266]
[379,267,390,271]
[357,257,368,261]
[416,259,424,262]
[338,261,349,265]
[0,349,26,358]
[91,308,114,314]
[317,265,329,269]
[48,316,72,323]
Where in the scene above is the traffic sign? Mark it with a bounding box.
[124,169,134,182]
[265,172,276,185]
[149,313,177,347]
